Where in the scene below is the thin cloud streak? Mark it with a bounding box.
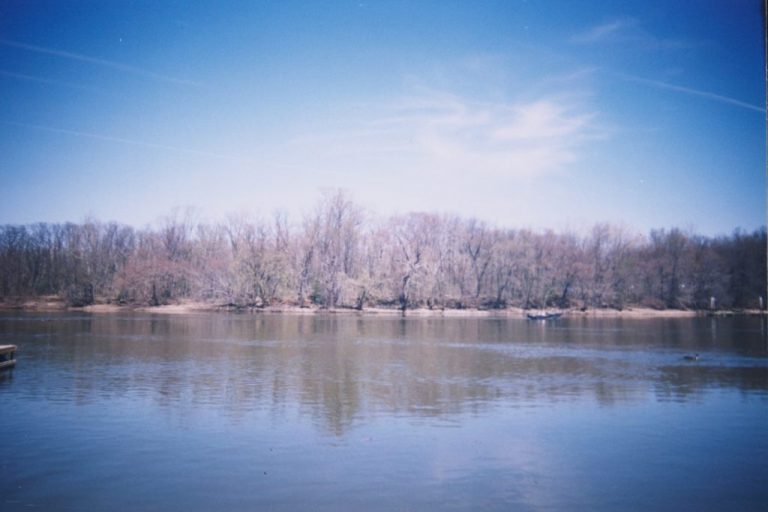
[6,121,313,175]
[0,39,201,87]
[571,20,626,43]
[6,121,246,162]
[617,73,766,113]
[0,69,103,94]
[571,18,689,49]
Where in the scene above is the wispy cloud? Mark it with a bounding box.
[285,88,601,179]
[617,73,766,113]
[493,101,595,140]
[571,18,689,49]
[572,20,627,43]
[0,39,201,87]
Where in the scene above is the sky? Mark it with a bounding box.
[0,0,764,236]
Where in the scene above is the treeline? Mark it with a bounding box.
[0,192,765,311]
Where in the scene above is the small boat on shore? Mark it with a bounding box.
[0,345,17,370]
[526,312,563,321]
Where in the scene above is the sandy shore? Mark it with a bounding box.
[0,296,764,318]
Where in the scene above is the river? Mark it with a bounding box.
[1,312,766,511]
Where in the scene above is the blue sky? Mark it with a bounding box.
[0,0,764,235]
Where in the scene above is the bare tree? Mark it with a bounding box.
[0,196,764,313]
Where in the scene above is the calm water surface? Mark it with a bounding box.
[1,312,766,511]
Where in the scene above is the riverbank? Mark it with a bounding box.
[1,296,764,318]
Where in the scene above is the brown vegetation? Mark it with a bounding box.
[1,191,765,313]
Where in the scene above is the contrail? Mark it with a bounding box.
[0,39,201,87]
[7,122,244,162]
[616,73,765,113]
[6,121,310,173]
[0,69,104,94]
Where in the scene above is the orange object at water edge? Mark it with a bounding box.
[0,345,16,370]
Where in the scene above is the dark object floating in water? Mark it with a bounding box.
[683,354,700,361]
[0,345,17,370]
[527,312,563,320]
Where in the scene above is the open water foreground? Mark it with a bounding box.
[0,312,766,511]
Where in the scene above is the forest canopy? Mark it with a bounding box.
[1,192,765,311]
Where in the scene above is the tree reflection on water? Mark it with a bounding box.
[1,312,765,435]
